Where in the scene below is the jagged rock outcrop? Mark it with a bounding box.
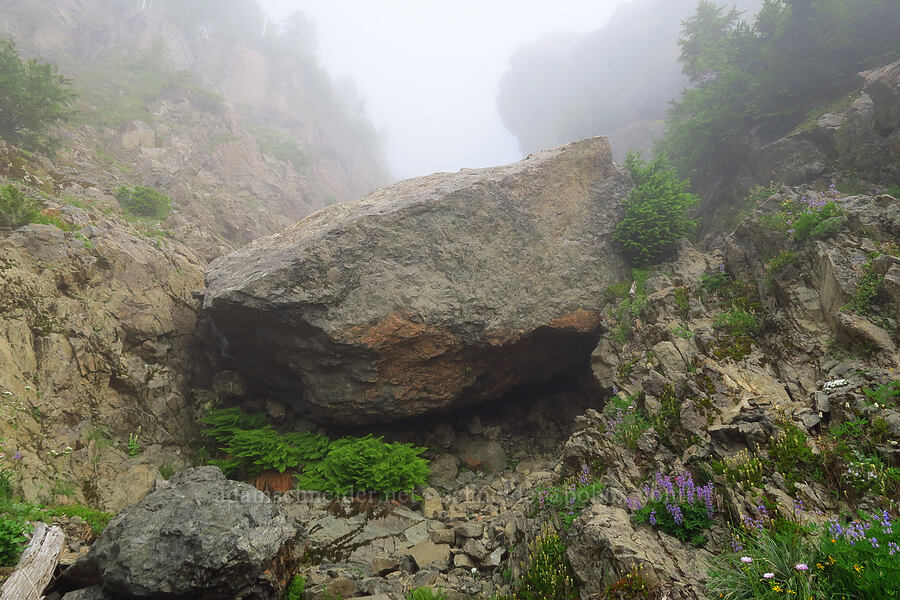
[0,154,205,510]
[770,58,900,182]
[204,137,630,424]
[56,467,304,600]
[698,57,900,232]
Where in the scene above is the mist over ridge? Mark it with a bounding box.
[497,0,764,161]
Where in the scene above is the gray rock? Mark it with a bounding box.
[652,341,687,377]
[462,538,490,562]
[430,528,456,545]
[454,438,507,473]
[407,541,451,571]
[568,504,713,599]
[422,487,444,519]
[454,553,476,569]
[454,522,484,539]
[203,137,630,424]
[428,454,459,490]
[60,587,113,600]
[371,558,400,576]
[58,467,302,600]
[486,546,506,567]
[836,312,896,354]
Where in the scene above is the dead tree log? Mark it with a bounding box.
[0,521,64,600]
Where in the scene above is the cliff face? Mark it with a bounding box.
[0,0,389,260]
[0,0,390,509]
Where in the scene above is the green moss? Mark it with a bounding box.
[674,286,690,317]
[652,384,681,438]
[713,309,759,338]
[74,41,224,128]
[250,126,309,171]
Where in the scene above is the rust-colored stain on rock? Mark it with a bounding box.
[548,309,603,332]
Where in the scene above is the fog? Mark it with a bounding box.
[257,0,624,180]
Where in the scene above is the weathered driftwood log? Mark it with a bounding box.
[0,521,64,600]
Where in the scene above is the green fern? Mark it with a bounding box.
[200,408,328,476]
[200,409,429,495]
[296,435,429,495]
[198,407,268,443]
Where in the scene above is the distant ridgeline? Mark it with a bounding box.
[496,0,764,161]
[0,0,388,223]
[498,0,900,179]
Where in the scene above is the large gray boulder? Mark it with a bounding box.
[202,137,631,424]
[57,467,303,600]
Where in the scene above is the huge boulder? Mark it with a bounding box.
[56,467,303,600]
[203,137,630,424]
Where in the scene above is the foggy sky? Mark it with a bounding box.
[258,0,623,180]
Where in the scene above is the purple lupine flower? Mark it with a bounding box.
[538,490,549,511]
[869,537,879,548]
[731,536,743,553]
[13,451,21,460]
[828,519,844,538]
[888,542,899,556]
[793,499,804,516]
[649,510,656,525]
[579,464,591,488]
[666,503,684,525]
[877,510,893,533]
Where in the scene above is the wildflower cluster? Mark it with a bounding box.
[627,471,715,546]
[604,564,660,600]
[603,393,651,449]
[821,511,899,599]
[825,417,900,500]
[712,449,764,490]
[862,379,899,408]
[709,502,900,600]
[762,188,845,243]
[535,465,604,530]
[840,451,892,494]
[513,524,579,600]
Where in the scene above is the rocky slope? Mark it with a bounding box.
[212,185,896,600]
[0,0,389,260]
[0,0,389,511]
[0,141,203,511]
[1,8,899,596]
[700,57,900,233]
